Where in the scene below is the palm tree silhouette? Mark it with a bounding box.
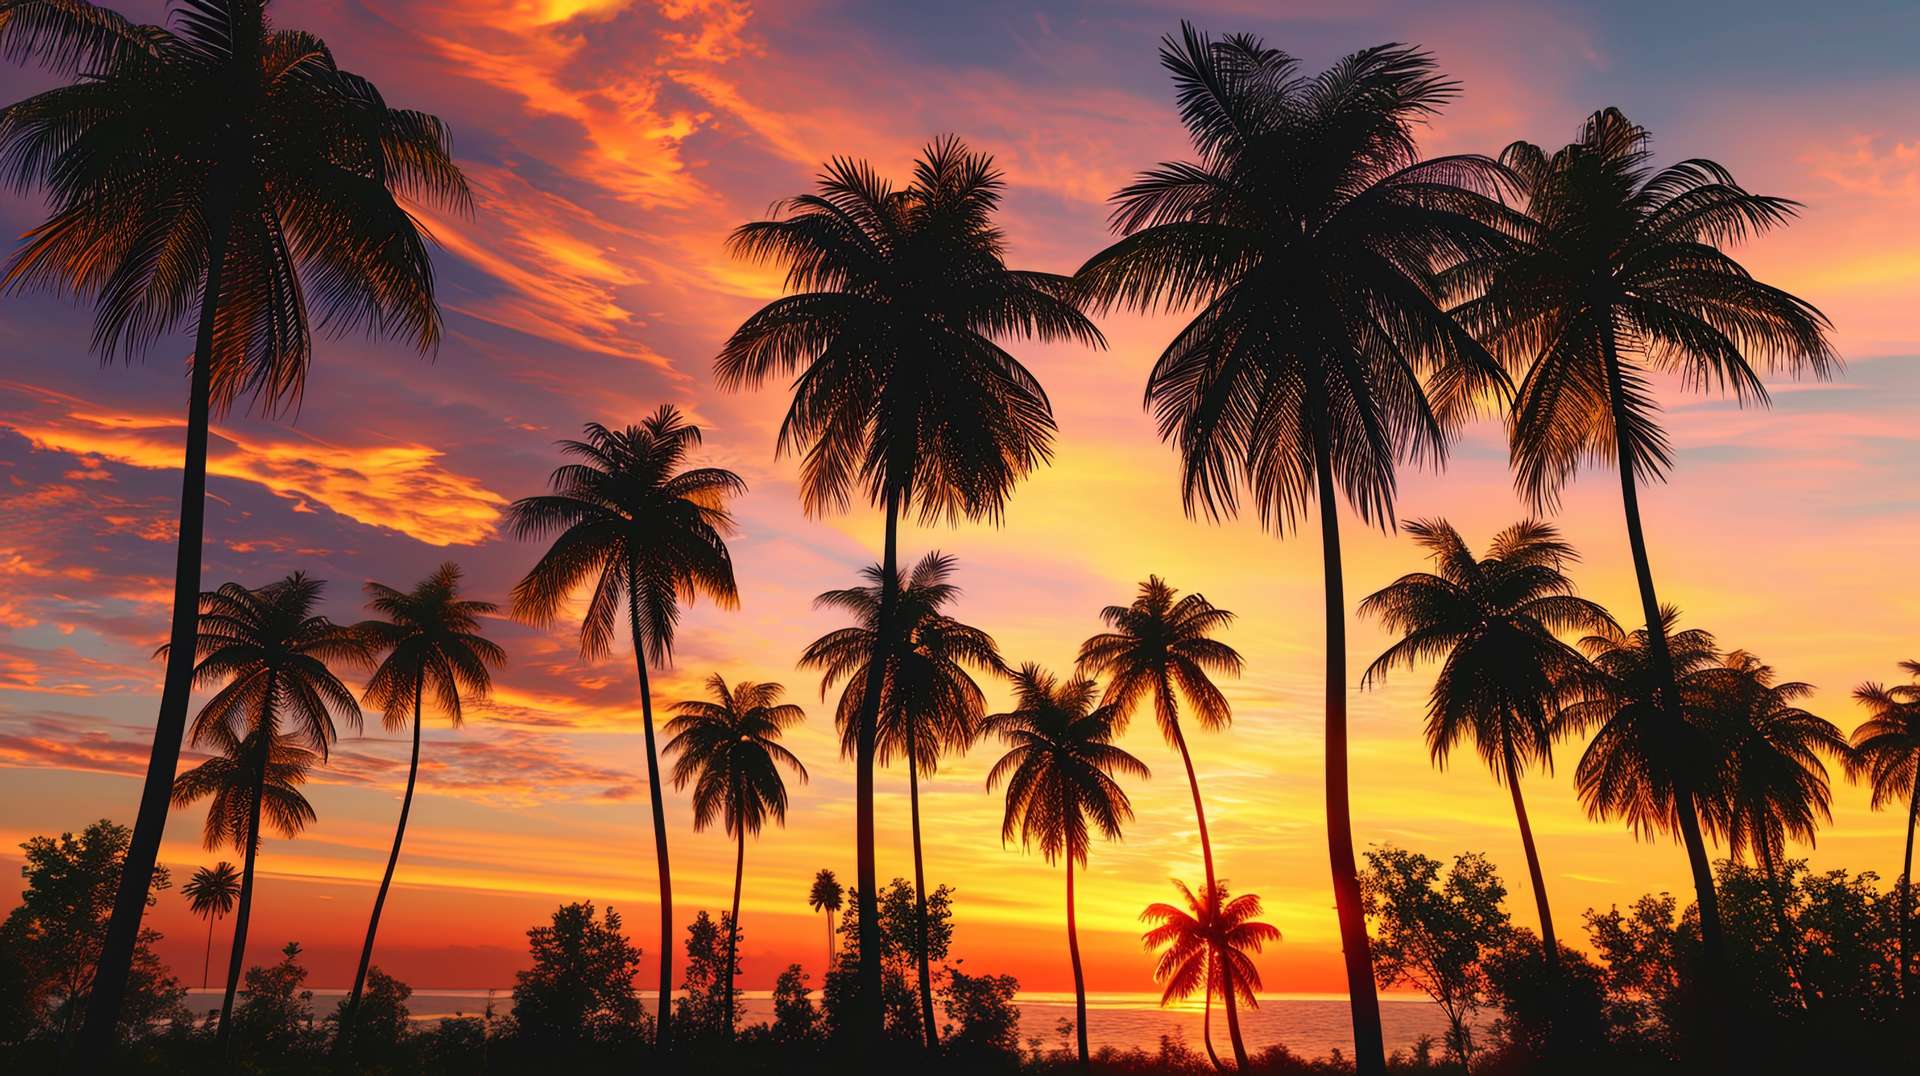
[800,551,1004,1043]
[1846,660,1920,1005]
[1360,519,1613,969]
[1077,577,1240,898]
[1142,879,1280,1072]
[182,862,240,990]
[808,869,844,970]
[1459,107,1835,987]
[506,407,743,1048]
[663,675,808,1039]
[162,571,362,1052]
[0,3,469,1041]
[339,564,504,1048]
[985,664,1148,1067]
[1075,27,1511,1071]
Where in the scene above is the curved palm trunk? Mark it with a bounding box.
[826,907,835,970]
[1757,833,1814,1010]
[851,487,901,1050]
[1202,958,1224,1075]
[626,567,675,1049]
[1901,770,1918,1009]
[1170,719,1218,893]
[1219,947,1250,1071]
[1066,855,1089,1068]
[202,916,216,991]
[904,718,940,1048]
[727,825,745,1041]
[217,728,273,1057]
[1504,747,1558,970]
[80,188,235,1058]
[339,676,426,1052]
[1309,399,1386,1076]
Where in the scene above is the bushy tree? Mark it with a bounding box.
[938,965,1022,1060]
[230,942,318,1056]
[770,964,821,1044]
[821,878,955,1043]
[674,911,742,1041]
[507,902,649,1052]
[1481,929,1615,1069]
[329,966,412,1063]
[1361,848,1512,1069]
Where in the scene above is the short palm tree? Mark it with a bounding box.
[0,2,469,1041]
[800,551,1004,1043]
[986,664,1148,1067]
[1457,106,1835,982]
[182,862,240,990]
[1142,879,1280,1073]
[719,137,1099,1040]
[1077,577,1240,896]
[1359,519,1614,969]
[506,407,743,1047]
[663,675,808,1039]
[1075,28,1511,1071]
[1847,660,1920,1004]
[338,564,504,1047]
[808,869,844,969]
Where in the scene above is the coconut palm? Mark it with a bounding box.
[799,550,1004,1043]
[809,869,844,969]
[1846,660,1920,1003]
[1359,519,1614,969]
[182,862,240,990]
[719,138,1097,1041]
[663,675,808,1039]
[505,407,743,1047]
[1076,577,1240,896]
[337,564,504,1048]
[985,664,1148,1067]
[0,2,469,1040]
[1074,28,1512,1071]
[1142,879,1280,1073]
[1458,107,1835,983]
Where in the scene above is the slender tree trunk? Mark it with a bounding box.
[1308,395,1386,1076]
[852,487,900,1051]
[727,824,744,1041]
[1202,954,1224,1075]
[203,917,215,991]
[826,908,834,971]
[1902,770,1918,1009]
[79,182,236,1060]
[218,728,273,1057]
[1505,746,1558,970]
[905,718,939,1048]
[1170,719,1217,893]
[626,565,675,1050]
[1066,855,1089,1068]
[1758,834,1815,1010]
[1220,945,1250,1071]
[339,674,426,1053]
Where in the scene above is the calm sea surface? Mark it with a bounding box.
[188,988,1456,1060]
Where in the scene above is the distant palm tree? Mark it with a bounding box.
[1075,28,1511,1072]
[800,551,1004,1043]
[986,664,1148,1067]
[1459,107,1835,986]
[506,407,744,1048]
[182,862,240,990]
[338,564,504,1048]
[808,869,844,969]
[1847,660,1920,1004]
[720,136,1099,1043]
[0,3,469,1042]
[1360,519,1614,969]
[1142,879,1280,1073]
[1077,577,1240,896]
[664,675,808,1039]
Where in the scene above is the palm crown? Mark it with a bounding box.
[182,861,240,919]
[171,723,318,852]
[1141,880,1279,1009]
[1691,651,1844,862]
[1848,661,1920,811]
[985,664,1148,866]
[358,563,505,729]
[663,675,809,839]
[808,869,843,915]
[1078,576,1241,739]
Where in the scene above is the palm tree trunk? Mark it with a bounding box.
[1758,834,1814,1010]
[202,917,215,992]
[1308,396,1386,1076]
[852,486,901,1050]
[1504,747,1558,970]
[339,673,426,1052]
[1902,770,1918,1009]
[1220,947,1250,1071]
[727,825,745,1041]
[905,717,939,1048]
[217,728,273,1057]
[1066,855,1089,1068]
[626,565,675,1050]
[1170,719,1217,893]
[826,907,834,971]
[1202,957,1224,1075]
[79,181,236,1058]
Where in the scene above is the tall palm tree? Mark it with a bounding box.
[808,869,844,970]
[1076,577,1240,896]
[800,550,1004,1043]
[1846,660,1920,1004]
[663,675,808,1039]
[338,563,504,1048]
[182,862,240,990]
[719,137,1099,1043]
[506,407,743,1047]
[0,2,469,1042]
[1074,28,1511,1071]
[1142,879,1280,1073]
[1458,107,1835,985]
[1359,519,1614,969]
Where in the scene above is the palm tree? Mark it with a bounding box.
[1074,28,1511,1071]
[506,407,743,1047]
[1076,577,1240,896]
[808,869,844,970]
[1142,879,1280,1073]
[663,675,808,1039]
[719,137,1099,1043]
[182,862,240,990]
[1846,660,1920,1004]
[0,3,469,1041]
[985,664,1148,1067]
[1458,107,1835,986]
[800,551,1004,1043]
[1359,519,1613,969]
[338,564,505,1048]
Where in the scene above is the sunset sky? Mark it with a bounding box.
[2,0,1917,998]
